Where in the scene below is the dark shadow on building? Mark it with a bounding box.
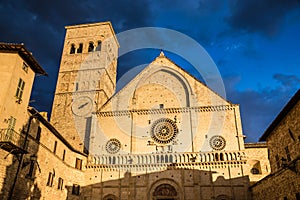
[66,167,251,200]
[0,115,42,199]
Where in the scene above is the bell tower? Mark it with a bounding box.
[51,22,119,152]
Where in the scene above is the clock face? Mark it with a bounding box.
[71,96,93,117]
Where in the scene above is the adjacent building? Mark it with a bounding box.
[251,90,300,200]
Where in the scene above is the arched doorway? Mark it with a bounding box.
[153,184,178,200]
[103,194,118,200]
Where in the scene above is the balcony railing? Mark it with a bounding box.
[87,150,247,171]
[0,128,27,154]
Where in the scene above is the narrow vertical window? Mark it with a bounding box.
[70,44,76,54]
[77,43,83,53]
[58,177,64,190]
[72,184,80,195]
[62,150,66,161]
[15,78,25,101]
[46,172,54,186]
[27,159,35,178]
[88,42,94,52]
[96,41,102,51]
[75,158,82,170]
[285,146,291,162]
[53,141,57,154]
[75,82,79,91]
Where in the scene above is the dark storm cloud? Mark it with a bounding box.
[226,0,300,36]
[224,74,300,142]
[273,73,300,87]
[0,0,154,115]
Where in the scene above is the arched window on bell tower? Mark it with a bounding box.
[77,43,83,53]
[70,44,76,54]
[96,41,102,51]
[88,42,94,52]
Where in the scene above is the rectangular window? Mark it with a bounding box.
[58,177,64,190]
[159,104,164,109]
[27,159,35,178]
[22,62,28,73]
[53,141,57,154]
[46,172,54,187]
[285,146,291,162]
[75,158,82,170]
[62,150,66,161]
[15,78,25,101]
[6,116,16,140]
[72,184,80,195]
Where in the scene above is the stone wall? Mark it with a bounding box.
[81,168,252,200]
[251,92,300,199]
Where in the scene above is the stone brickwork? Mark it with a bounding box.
[50,22,119,152]
[81,169,252,200]
[251,90,300,200]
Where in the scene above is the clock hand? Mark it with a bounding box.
[78,102,89,109]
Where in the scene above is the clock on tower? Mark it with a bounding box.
[50,22,119,152]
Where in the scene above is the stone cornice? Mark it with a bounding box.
[97,104,237,117]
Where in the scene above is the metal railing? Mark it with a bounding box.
[0,128,26,149]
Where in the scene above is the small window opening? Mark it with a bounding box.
[96,41,102,51]
[53,141,57,154]
[72,184,80,195]
[70,44,76,54]
[58,177,64,190]
[77,43,83,53]
[16,78,25,101]
[22,63,28,73]
[251,168,260,174]
[46,172,54,186]
[88,42,94,52]
[62,150,66,161]
[75,158,82,170]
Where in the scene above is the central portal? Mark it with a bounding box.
[153,184,178,200]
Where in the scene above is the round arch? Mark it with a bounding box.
[148,178,182,200]
[133,66,194,108]
[103,194,118,200]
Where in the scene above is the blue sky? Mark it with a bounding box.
[1,0,299,142]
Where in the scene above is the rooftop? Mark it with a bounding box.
[0,42,47,76]
[260,89,300,141]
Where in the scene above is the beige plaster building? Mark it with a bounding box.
[0,22,271,200]
[251,90,300,200]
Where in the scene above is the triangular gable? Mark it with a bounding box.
[99,52,232,112]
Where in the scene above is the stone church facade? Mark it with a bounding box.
[0,22,270,200]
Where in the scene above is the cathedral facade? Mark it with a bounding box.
[50,21,269,199]
[0,22,270,200]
